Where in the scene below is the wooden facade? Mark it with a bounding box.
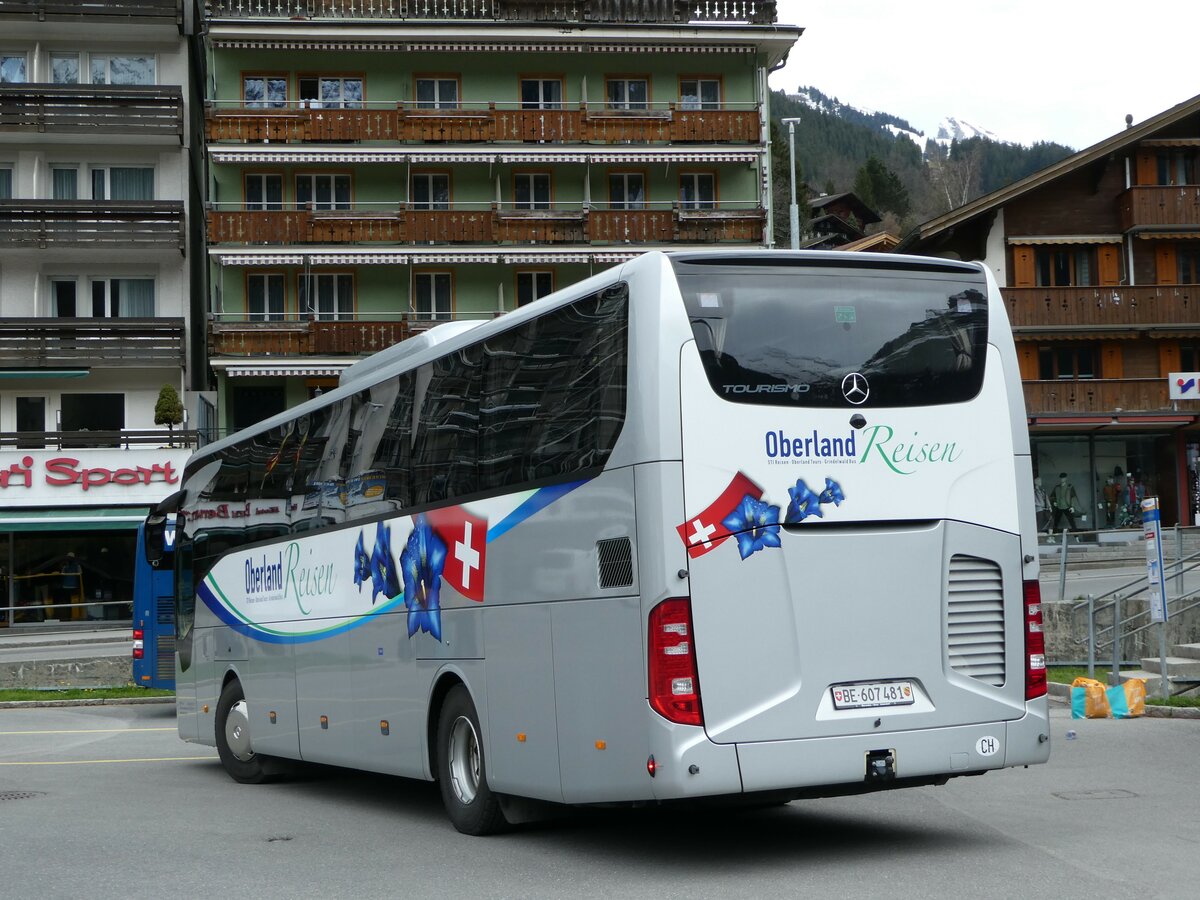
[0,318,186,365]
[211,319,414,357]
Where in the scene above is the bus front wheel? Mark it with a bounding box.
[436,685,508,835]
[215,679,273,784]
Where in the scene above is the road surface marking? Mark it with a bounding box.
[0,755,216,767]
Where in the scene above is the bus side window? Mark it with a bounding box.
[411,348,480,506]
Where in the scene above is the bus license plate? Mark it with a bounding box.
[831,681,915,710]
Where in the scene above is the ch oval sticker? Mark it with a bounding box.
[976,735,1001,757]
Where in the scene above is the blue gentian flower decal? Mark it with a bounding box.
[722,495,782,560]
[369,521,402,604]
[785,479,824,523]
[819,477,845,507]
[401,514,447,640]
[353,530,370,593]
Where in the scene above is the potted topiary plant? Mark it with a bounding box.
[155,383,184,447]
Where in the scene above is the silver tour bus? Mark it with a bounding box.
[147,250,1049,834]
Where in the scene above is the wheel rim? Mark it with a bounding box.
[447,714,481,805]
[225,699,255,762]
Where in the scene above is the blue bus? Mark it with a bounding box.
[133,518,175,690]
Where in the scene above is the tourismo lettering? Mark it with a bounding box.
[765,429,857,459]
[858,424,962,475]
[43,458,179,492]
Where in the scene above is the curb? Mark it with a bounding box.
[1048,681,1200,719]
[0,696,174,710]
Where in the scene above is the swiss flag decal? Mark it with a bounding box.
[428,507,489,602]
[676,472,764,559]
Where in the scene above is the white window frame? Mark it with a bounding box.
[413,271,453,320]
[299,75,364,109]
[415,77,459,110]
[50,164,79,200]
[0,52,27,84]
[520,78,563,110]
[89,53,156,86]
[516,271,554,307]
[514,173,551,210]
[608,172,645,210]
[679,78,721,110]
[50,51,81,85]
[299,273,355,321]
[295,173,351,211]
[606,78,649,110]
[0,163,13,200]
[679,172,717,210]
[410,173,450,210]
[243,74,288,109]
[87,277,156,318]
[247,273,286,322]
[245,173,283,210]
[89,165,155,201]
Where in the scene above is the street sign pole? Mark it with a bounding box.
[1142,498,1170,700]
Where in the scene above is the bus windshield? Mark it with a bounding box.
[673,259,990,408]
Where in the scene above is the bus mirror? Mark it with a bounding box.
[145,515,169,566]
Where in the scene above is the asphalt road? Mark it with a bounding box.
[0,702,1195,899]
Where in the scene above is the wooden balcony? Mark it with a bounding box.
[0,85,184,139]
[205,0,777,25]
[207,204,764,246]
[210,319,414,357]
[1002,284,1200,330]
[0,201,185,251]
[0,0,182,22]
[0,318,185,365]
[1024,379,1172,415]
[204,103,761,145]
[1118,186,1200,231]
[0,429,200,450]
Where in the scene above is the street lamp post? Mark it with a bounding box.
[781,117,803,250]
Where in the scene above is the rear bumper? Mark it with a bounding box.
[647,700,1051,800]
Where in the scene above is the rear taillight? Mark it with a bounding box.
[132,628,144,661]
[1024,580,1046,700]
[648,597,703,726]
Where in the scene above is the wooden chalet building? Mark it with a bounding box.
[902,94,1200,528]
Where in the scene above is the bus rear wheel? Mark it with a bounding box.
[215,678,273,785]
[436,685,508,835]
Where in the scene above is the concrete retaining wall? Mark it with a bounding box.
[1044,600,1200,664]
[0,656,131,690]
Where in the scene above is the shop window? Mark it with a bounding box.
[8,532,136,624]
[1038,344,1097,380]
[299,76,363,109]
[1035,247,1094,287]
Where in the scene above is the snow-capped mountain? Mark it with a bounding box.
[934,116,1002,147]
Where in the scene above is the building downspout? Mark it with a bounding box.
[1125,154,1136,285]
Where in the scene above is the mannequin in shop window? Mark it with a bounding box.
[1050,472,1081,533]
[1103,477,1119,528]
[58,552,82,618]
[1033,476,1050,533]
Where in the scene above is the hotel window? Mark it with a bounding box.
[51,166,78,200]
[413,272,452,320]
[247,274,286,321]
[516,271,553,307]
[0,54,26,83]
[1181,343,1200,372]
[608,172,645,210]
[51,52,80,84]
[606,78,648,110]
[90,55,155,85]
[520,78,563,109]
[300,273,354,321]
[91,166,153,201]
[299,76,363,109]
[514,173,551,210]
[1179,246,1200,285]
[89,278,155,318]
[1157,150,1198,186]
[245,173,283,210]
[411,173,450,210]
[679,78,721,110]
[296,174,350,210]
[680,173,716,210]
[51,279,79,317]
[1035,247,1094,287]
[415,77,458,110]
[0,166,13,199]
[244,75,287,109]
[1038,344,1097,380]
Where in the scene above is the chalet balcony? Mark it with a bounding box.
[1001,284,1200,331]
[1118,185,1200,231]
[1024,379,1172,416]
[0,318,186,366]
[205,0,777,25]
[0,85,184,140]
[209,315,504,357]
[0,0,182,24]
[0,200,185,251]
[207,201,764,246]
[204,101,762,145]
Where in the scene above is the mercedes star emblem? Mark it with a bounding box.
[841,372,869,405]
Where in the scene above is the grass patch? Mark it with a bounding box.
[1146,695,1200,707]
[0,685,174,703]
[1048,667,1200,706]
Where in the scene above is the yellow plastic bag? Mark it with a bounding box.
[1108,678,1146,718]
[1070,677,1111,719]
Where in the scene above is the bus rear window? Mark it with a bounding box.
[674,261,990,408]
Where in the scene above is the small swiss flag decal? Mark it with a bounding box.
[427,507,488,602]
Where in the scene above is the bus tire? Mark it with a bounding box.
[215,678,273,785]
[436,685,508,835]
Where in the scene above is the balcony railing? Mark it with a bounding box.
[0,318,186,365]
[1118,186,1200,231]
[0,85,184,139]
[207,202,764,245]
[209,316,504,356]
[1024,379,1172,415]
[0,0,182,21]
[0,429,200,450]
[205,0,777,25]
[0,201,185,251]
[1002,284,1200,330]
[205,101,761,145]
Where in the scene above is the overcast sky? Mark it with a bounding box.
[769,1,1198,150]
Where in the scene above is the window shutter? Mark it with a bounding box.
[1100,342,1124,379]
[1011,245,1035,288]
[1159,342,1181,378]
[1097,245,1121,286]
[1156,243,1177,284]
[1016,344,1038,381]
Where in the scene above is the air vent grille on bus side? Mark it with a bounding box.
[947,555,1006,687]
[597,538,634,589]
[156,635,176,680]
